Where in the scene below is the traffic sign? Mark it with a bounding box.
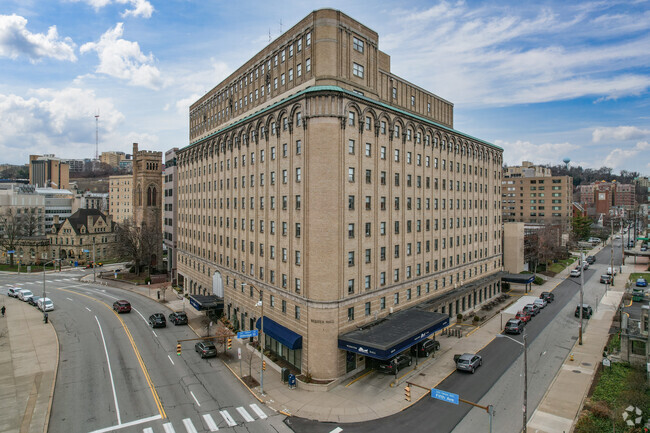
[7,250,15,254]
[431,388,459,405]
[237,330,259,339]
[237,348,241,360]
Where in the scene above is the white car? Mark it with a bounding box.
[607,267,618,276]
[533,298,547,309]
[8,287,22,298]
[37,297,54,312]
[18,289,34,302]
[570,269,581,278]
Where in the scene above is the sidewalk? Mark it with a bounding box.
[0,295,58,433]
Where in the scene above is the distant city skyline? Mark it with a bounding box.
[1,0,649,174]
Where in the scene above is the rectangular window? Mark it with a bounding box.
[306,58,311,72]
[353,36,364,53]
[353,63,364,78]
[348,307,354,321]
[348,139,355,153]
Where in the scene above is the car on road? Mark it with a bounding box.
[581,261,589,270]
[533,298,547,309]
[615,235,621,239]
[169,311,188,325]
[570,269,581,278]
[600,274,612,284]
[504,319,524,334]
[575,304,593,319]
[8,287,21,298]
[112,300,131,313]
[18,289,34,302]
[607,267,617,276]
[523,304,540,316]
[540,292,555,303]
[636,278,648,287]
[515,311,531,323]
[641,246,648,252]
[148,313,166,328]
[38,297,54,312]
[377,353,412,373]
[585,256,596,264]
[410,339,440,358]
[27,296,42,307]
[455,353,482,374]
[195,341,217,358]
[588,237,601,244]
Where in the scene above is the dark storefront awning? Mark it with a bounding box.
[256,316,302,350]
[501,273,535,284]
[338,309,449,360]
[189,295,223,312]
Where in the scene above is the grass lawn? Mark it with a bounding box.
[547,256,579,274]
[0,263,57,272]
[629,272,650,283]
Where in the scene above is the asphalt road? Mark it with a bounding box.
[1,266,290,433]
[286,241,623,433]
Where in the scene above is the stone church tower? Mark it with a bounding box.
[132,143,163,271]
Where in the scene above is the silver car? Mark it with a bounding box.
[455,353,482,374]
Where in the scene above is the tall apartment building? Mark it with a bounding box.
[108,174,132,223]
[176,9,503,379]
[578,181,636,215]
[29,155,69,189]
[100,151,127,168]
[164,148,179,281]
[502,162,573,226]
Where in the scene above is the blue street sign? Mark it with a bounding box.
[237,329,259,339]
[82,249,90,253]
[7,250,15,254]
[431,388,459,405]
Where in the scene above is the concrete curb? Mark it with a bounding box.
[43,318,60,433]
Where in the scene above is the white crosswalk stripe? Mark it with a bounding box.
[236,406,254,423]
[162,422,175,433]
[220,410,237,427]
[330,428,343,433]
[249,403,267,419]
[182,418,197,433]
[202,414,219,431]
[143,428,154,433]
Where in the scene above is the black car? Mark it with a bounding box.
[600,274,612,284]
[410,339,440,358]
[148,313,166,328]
[377,353,412,374]
[28,296,42,307]
[585,255,596,264]
[169,311,188,325]
[540,292,554,303]
[504,319,524,334]
[195,341,217,358]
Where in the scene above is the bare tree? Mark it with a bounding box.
[114,218,143,274]
[0,209,24,266]
[140,221,162,278]
[21,209,41,237]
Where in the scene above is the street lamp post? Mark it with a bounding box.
[579,252,584,345]
[242,282,265,396]
[497,332,528,433]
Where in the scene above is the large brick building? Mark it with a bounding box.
[577,180,636,216]
[176,9,503,379]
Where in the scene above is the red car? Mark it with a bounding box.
[515,310,531,324]
[113,300,131,313]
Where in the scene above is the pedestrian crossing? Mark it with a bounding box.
[141,404,268,432]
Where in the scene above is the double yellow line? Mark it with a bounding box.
[57,288,166,419]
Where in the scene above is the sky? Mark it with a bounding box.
[1,0,649,175]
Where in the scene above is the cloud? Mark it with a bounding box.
[80,22,162,89]
[0,87,124,163]
[71,0,154,18]
[603,141,650,170]
[592,126,650,142]
[0,14,76,62]
[166,59,231,114]
[495,139,580,166]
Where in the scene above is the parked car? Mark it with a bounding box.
[169,311,188,325]
[523,304,540,316]
[588,237,601,244]
[148,313,166,328]
[18,289,34,302]
[410,339,440,358]
[112,300,131,313]
[27,296,42,307]
[455,353,482,373]
[570,269,581,278]
[641,246,648,252]
[575,304,593,319]
[581,261,589,270]
[585,255,596,264]
[38,297,54,312]
[636,278,648,287]
[540,292,554,303]
[195,341,217,358]
[504,319,524,334]
[515,311,531,324]
[607,267,617,276]
[533,298,547,309]
[377,353,412,373]
[8,287,22,298]
[600,274,612,284]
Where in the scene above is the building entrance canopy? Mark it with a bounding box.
[189,295,223,312]
[501,273,535,284]
[338,309,449,360]
[256,316,303,350]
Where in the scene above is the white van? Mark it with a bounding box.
[37,297,54,312]
[18,289,34,302]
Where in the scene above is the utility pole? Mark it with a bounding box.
[92,237,96,282]
[610,218,615,286]
[94,112,100,160]
[523,333,528,433]
[579,251,584,345]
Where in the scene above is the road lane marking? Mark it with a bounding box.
[190,391,201,407]
[66,297,74,301]
[152,330,158,338]
[85,307,92,312]
[95,316,122,425]
[236,407,254,422]
[167,355,174,365]
[56,287,167,420]
[143,429,153,433]
[220,410,237,427]
[203,414,219,431]
[87,414,162,433]
[182,418,198,433]
[249,403,267,419]
[162,423,175,433]
[330,428,343,433]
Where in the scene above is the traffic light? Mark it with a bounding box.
[227,338,232,350]
[176,343,182,356]
[404,385,411,402]
[263,360,266,371]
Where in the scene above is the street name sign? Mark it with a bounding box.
[237,329,259,339]
[431,388,459,405]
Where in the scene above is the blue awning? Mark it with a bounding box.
[255,316,302,350]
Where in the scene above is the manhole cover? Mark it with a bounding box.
[573,370,582,374]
